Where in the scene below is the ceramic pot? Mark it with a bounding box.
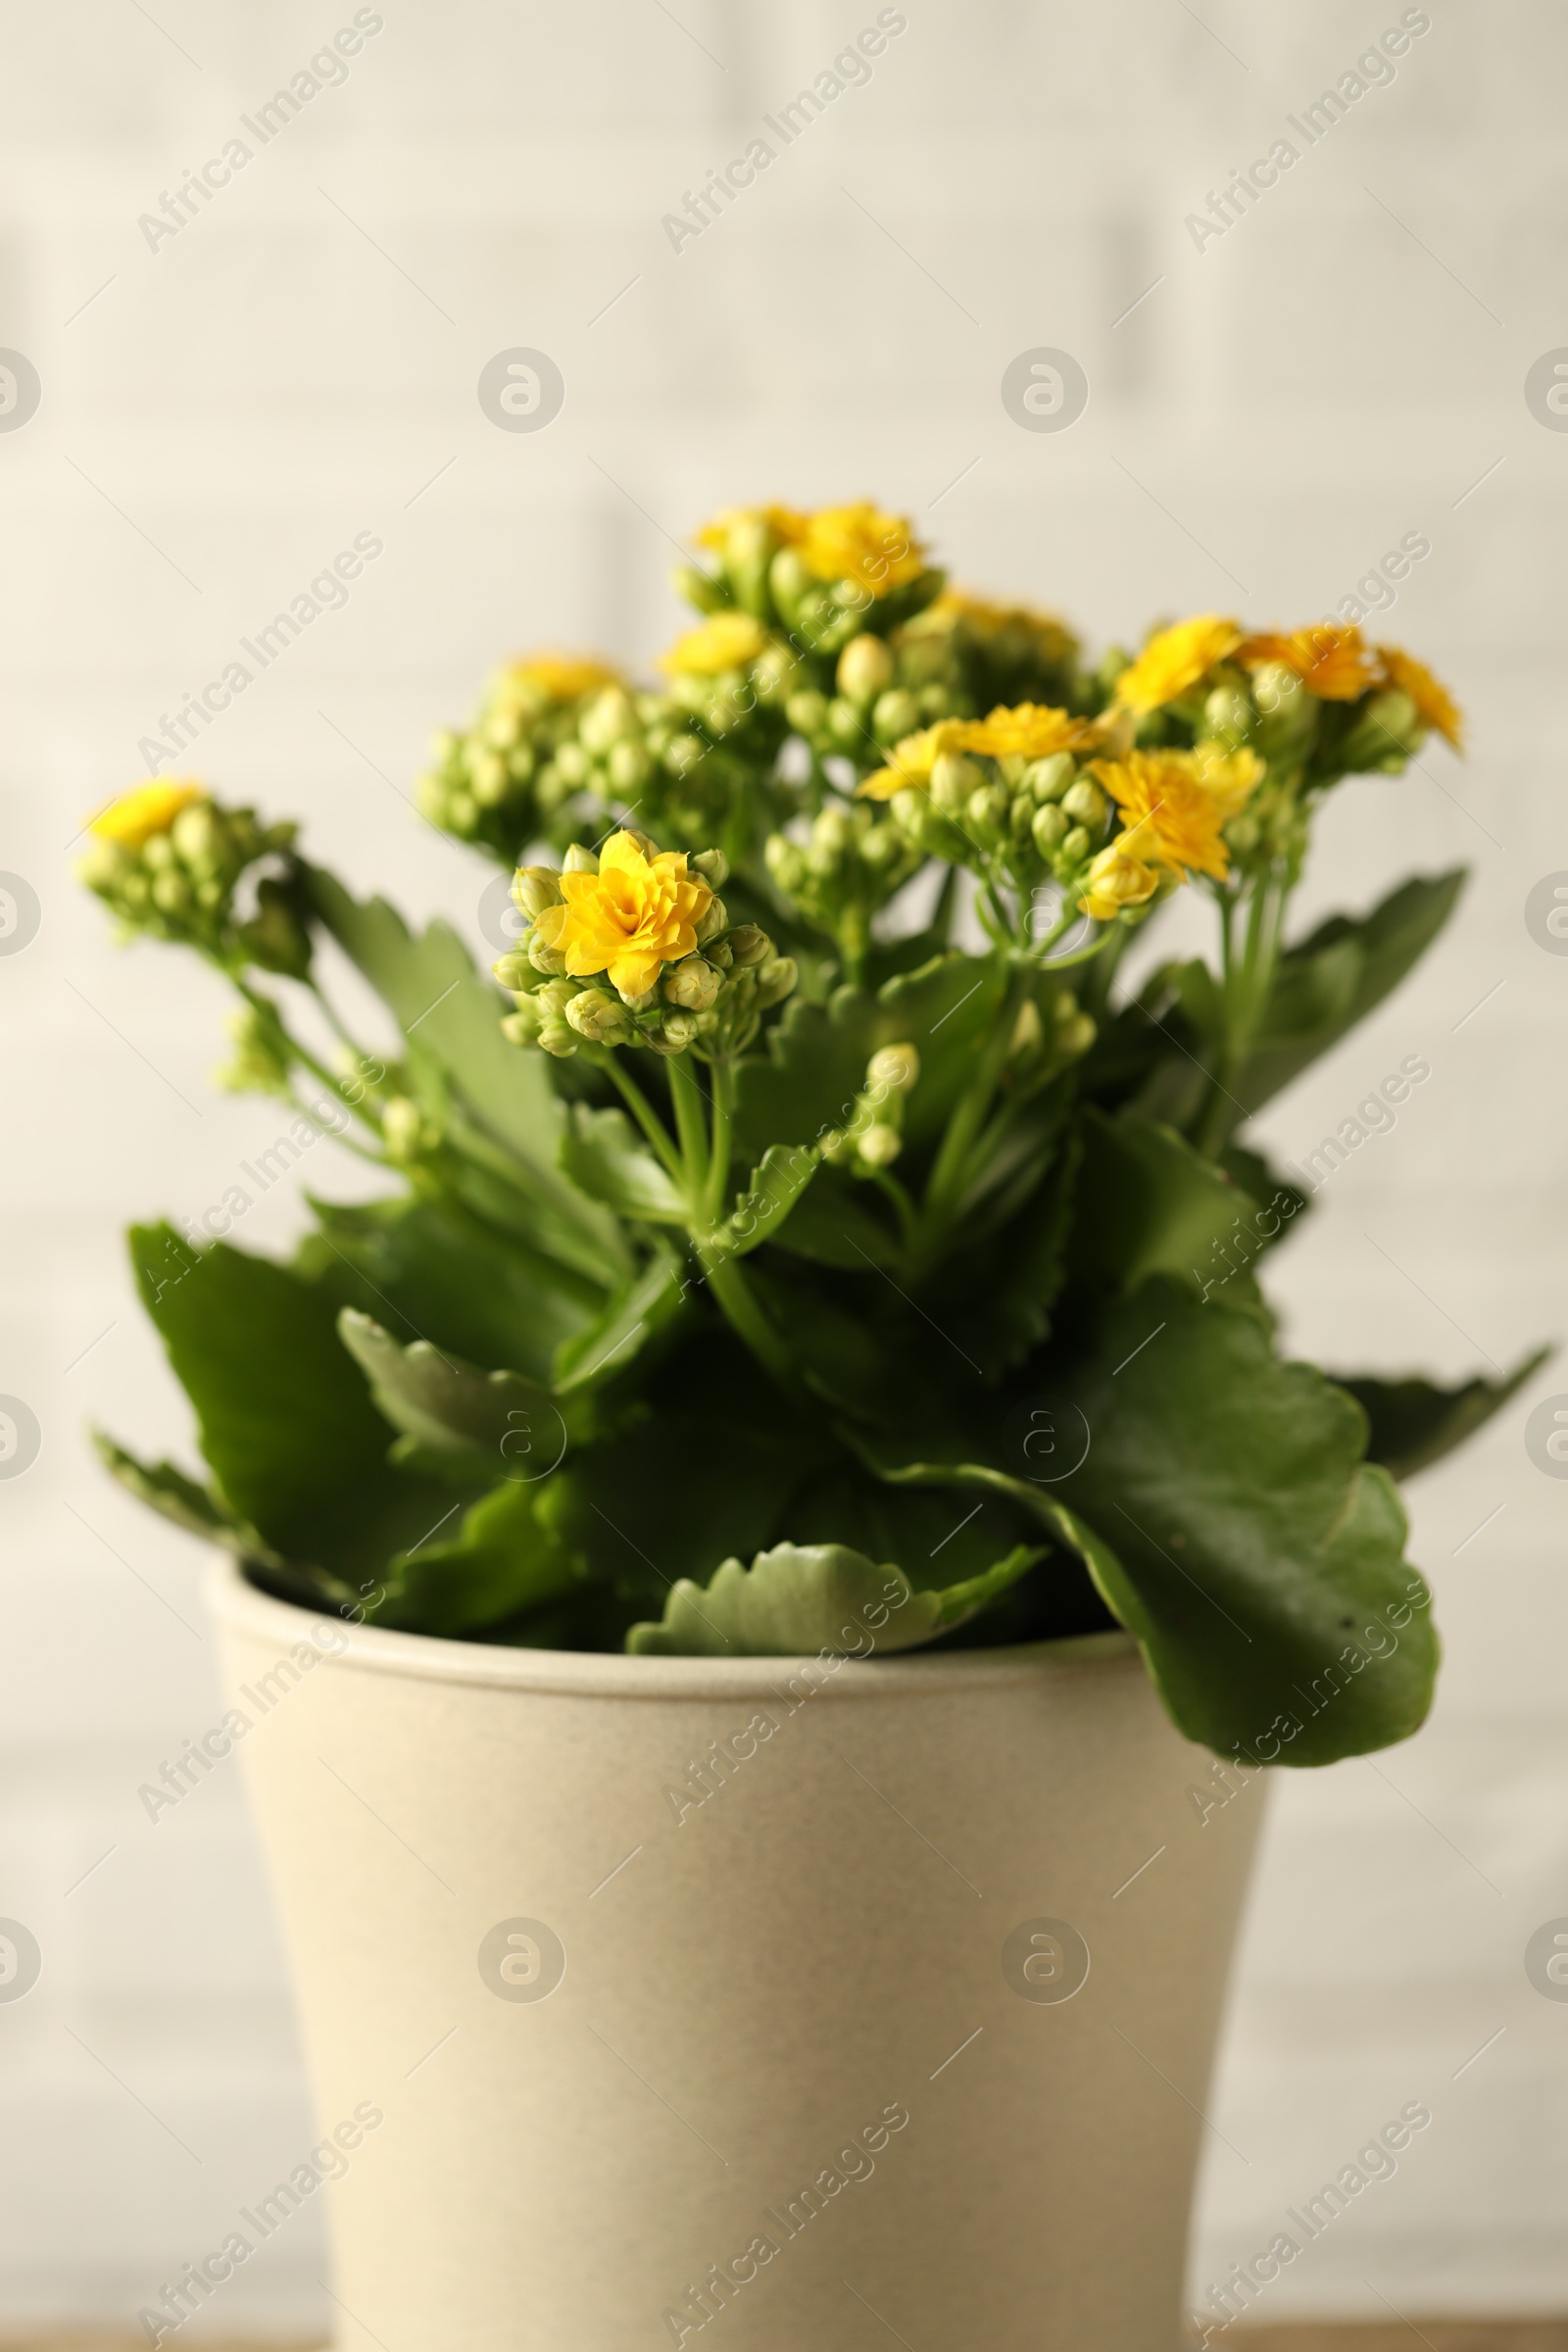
[208,1556,1264,2352]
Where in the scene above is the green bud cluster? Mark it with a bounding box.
[821,1042,921,1176]
[886,744,1111,898]
[763,801,922,964]
[78,798,302,967]
[213,996,294,1097]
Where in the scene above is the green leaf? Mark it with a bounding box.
[375,1477,588,1638]
[848,1279,1440,1766]
[92,1431,284,1567]
[759,1163,903,1270]
[624,1538,1043,1657]
[300,1195,604,1386]
[1054,1280,1439,1763]
[129,1222,452,1585]
[553,1244,687,1394]
[560,1105,686,1222]
[336,1311,591,1475]
[712,1143,819,1257]
[734,952,1008,1162]
[1336,1348,1550,1482]
[306,865,629,1283]
[1237,870,1466,1123]
[1069,1108,1270,1301]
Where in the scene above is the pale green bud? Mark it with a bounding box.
[469,753,510,808]
[1204,683,1253,745]
[1027,753,1076,805]
[151,869,193,914]
[662,957,722,1011]
[755,955,798,1008]
[663,733,706,775]
[785,688,828,736]
[143,832,175,871]
[483,708,522,751]
[930,752,983,815]
[579,686,638,754]
[1009,793,1035,841]
[536,979,580,1018]
[513,865,564,921]
[554,742,591,787]
[661,1007,700,1050]
[866,1043,920,1095]
[890,787,927,840]
[727,923,771,967]
[1250,662,1302,718]
[967,784,1010,842]
[501,1002,544,1048]
[695,895,728,946]
[753,643,800,703]
[1061,778,1106,828]
[171,801,222,871]
[1058,824,1092,864]
[763,836,807,894]
[872,688,922,744]
[563,843,599,874]
[382,1097,427,1161]
[826,697,864,751]
[857,1122,903,1170]
[1057,1012,1097,1058]
[691,848,729,888]
[608,738,653,792]
[565,987,633,1044]
[529,930,568,975]
[537,1021,578,1057]
[836,633,895,706]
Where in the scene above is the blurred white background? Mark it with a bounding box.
[2,0,1565,2331]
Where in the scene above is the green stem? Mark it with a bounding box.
[699,1248,811,1407]
[922,964,1031,1225]
[666,1051,710,1208]
[235,979,380,1137]
[596,1052,685,1185]
[704,1056,734,1228]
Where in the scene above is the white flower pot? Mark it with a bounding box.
[208,1556,1265,2352]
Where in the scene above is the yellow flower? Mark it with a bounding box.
[88,778,206,849]
[1114,615,1243,713]
[795,503,927,597]
[1079,842,1160,924]
[1377,645,1464,751]
[1237,623,1376,702]
[856,719,969,801]
[1189,740,1264,821]
[955,703,1104,760]
[660,612,770,676]
[1091,751,1233,883]
[502,653,619,705]
[533,832,712,1001]
[695,504,807,554]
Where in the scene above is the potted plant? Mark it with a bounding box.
[84,504,1527,2352]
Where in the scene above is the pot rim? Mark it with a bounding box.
[205,1554,1141,1701]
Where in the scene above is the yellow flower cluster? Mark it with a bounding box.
[533,831,713,1000]
[906,589,1078,670]
[503,653,620,705]
[696,500,927,598]
[1113,612,1464,749]
[88,778,207,849]
[661,612,770,677]
[1077,745,1266,921]
[856,704,1103,801]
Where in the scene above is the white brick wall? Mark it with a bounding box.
[2,0,1564,2328]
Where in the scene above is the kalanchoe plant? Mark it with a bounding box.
[83,500,1540,1769]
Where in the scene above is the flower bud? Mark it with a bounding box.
[752,643,800,704]
[661,1007,700,1051]
[536,978,580,1018]
[785,688,828,736]
[836,633,895,706]
[727,923,771,967]
[866,1043,920,1095]
[501,1001,544,1048]
[529,930,568,975]
[1032,805,1070,855]
[1061,778,1106,828]
[382,1098,427,1161]
[826,697,864,751]
[662,957,722,1011]
[754,955,798,1008]
[691,848,729,889]
[857,1122,903,1170]
[537,1021,578,1057]
[769,547,812,611]
[608,739,653,792]
[565,986,634,1044]
[663,732,706,775]
[512,865,564,921]
[151,870,193,914]
[1204,683,1253,746]
[1057,1012,1097,1057]
[562,843,599,874]
[872,689,922,744]
[764,835,807,895]
[492,950,533,990]
[171,801,222,872]
[930,752,983,815]
[695,895,728,946]
[578,686,638,754]
[1009,793,1035,841]
[1027,753,1076,805]
[1059,825,1092,864]
[966,784,1010,844]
